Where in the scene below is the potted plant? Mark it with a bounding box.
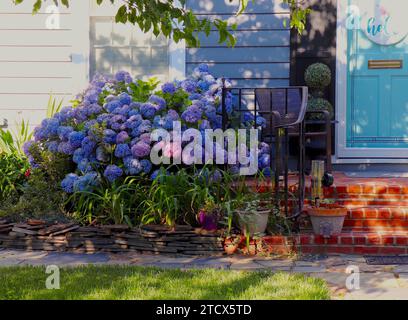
[197,199,223,231]
[223,235,242,255]
[307,193,347,238]
[234,192,271,236]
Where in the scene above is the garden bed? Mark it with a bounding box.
[0,220,224,255]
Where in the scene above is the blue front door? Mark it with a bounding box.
[347,0,408,149]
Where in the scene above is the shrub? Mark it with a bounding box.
[304,63,332,89]
[0,153,29,202]
[306,97,334,120]
[24,64,270,196]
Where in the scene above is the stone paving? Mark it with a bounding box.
[1,248,408,300]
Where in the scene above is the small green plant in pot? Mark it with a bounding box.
[234,192,271,236]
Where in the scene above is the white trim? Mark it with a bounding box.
[71,0,90,94]
[335,0,408,161]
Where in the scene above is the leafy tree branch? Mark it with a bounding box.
[12,0,310,46]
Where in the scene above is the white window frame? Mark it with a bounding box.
[88,0,185,82]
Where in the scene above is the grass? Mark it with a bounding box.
[0,266,330,300]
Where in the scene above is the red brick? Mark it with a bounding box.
[379,247,406,255]
[348,185,362,193]
[326,246,353,254]
[351,210,365,219]
[313,235,325,245]
[380,235,395,245]
[354,236,367,245]
[396,237,408,246]
[366,234,381,245]
[353,246,379,255]
[326,235,339,245]
[378,209,391,219]
[387,186,402,194]
[299,235,311,245]
[340,236,353,245]
[364,210,378,218]
[391,210,407,219]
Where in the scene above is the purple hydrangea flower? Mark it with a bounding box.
[58,142,75,155]
[181,80,197,93]
[131,141,151,158]
[116,131,129,144]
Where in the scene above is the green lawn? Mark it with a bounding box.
[0,266,329,300]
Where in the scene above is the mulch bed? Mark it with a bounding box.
[0,219,224,255]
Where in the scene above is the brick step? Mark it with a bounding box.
[305,185,408,195]
[305,198,408,207]
[298,232,408,255]
[343,219,408,228]
[319,193,408,200]
[346,207,408,219]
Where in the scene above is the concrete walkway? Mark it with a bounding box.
[1,248,408,300]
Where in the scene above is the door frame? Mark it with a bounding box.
[334,0,408,162]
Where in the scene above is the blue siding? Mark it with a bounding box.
[186,0,290,88]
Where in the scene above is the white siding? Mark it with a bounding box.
[0,0,89,132]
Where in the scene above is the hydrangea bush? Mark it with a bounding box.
[25,64,271,194]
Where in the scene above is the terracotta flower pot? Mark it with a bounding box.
[307,206,347,236]
[224,238,239,255]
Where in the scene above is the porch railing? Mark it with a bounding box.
[221,84,309,223]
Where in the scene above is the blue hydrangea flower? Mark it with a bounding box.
[149,95,166,111]
[106,100,121,113]
[81,136,96,156]
[181,80,197,93]
[140,159,152,174]
[104,165,123,182]
[243,112,254,123]
[68,131,86,148]
[162,82,176,94]
[73,172,99,192]
[114,143,131,158]
[258,153,270,169]
[140,103,157,119]
[103,129,117,144]
[115,71,132,83]
[198,63,209,73]
[182,105,202,123]
[58,126,74,141]
[58,142,75,155]
[47,141,59,153]
[118,92,132,106]
[73,148,85,164]
[123,156,142,175]
[256,116,267,128]
[61,173,79,193]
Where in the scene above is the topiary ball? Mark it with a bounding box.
[306,97,334,120]
[304,63,332,89]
